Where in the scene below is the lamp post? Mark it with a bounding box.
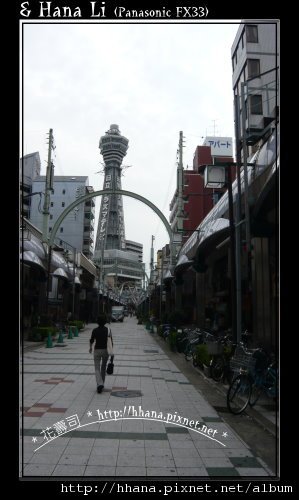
[51,239,77,321]
[204,163,237,341]
[61,242,77,320]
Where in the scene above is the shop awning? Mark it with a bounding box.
[20,251,46,271]
[22,234,46,260]
[199,217,229,243]
[163,269,174,282]
[52,267,69,280]
[175,254,194,274]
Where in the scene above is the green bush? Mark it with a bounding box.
[167,331,178,352]
[29,326,58,341]
[68,320,84,330]
[194,344,211,367]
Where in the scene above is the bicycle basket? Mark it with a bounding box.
[229,351,256,375]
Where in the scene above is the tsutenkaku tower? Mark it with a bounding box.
[94,124,129,257]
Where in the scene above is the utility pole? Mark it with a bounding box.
[42,128,54,243]
[177,131,185,235]
[234,94,243,344]
[226,166,237,343]
[241,83,251,252]
[174,131,185,311]
[149,235,155,317]
[72,248,76,320]
[150,235,155,278]
[43,129,54,317]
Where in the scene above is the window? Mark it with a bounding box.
[62,189,66,194]
[62,202,65,207]
[250,95,263,115]
[50,202,54,207]
[248,59,260,78]
[49,227,52,232]
[50,214,53,220]
[241,31,244,49]
[246,25,258,43]
[60,227,63,233]
[232,50,237,70]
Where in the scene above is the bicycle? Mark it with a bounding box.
[184,331,205,361]
[209,330,252,384]
[226,344,258,414]
[191,330,217,367]
[226,346,277,415]
[176,327,201,353]
[249,354,278,407]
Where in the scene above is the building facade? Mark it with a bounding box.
[231,19,279,349]
[125,240,143,263]
[29,176,95,259]
[158,22,279,349]
[170,141,234,246]
[20,152,41,219]
[231,20,279,151]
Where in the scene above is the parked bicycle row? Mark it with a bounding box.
[156,323,278,416]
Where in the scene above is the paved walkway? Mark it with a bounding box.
[21,318,274,478]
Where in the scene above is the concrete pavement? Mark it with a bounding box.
[20,318,275,478]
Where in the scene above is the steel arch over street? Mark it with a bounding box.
[48,189,174,260]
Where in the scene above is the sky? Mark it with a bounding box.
[22,21,240,275]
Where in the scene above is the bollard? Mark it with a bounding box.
[57,331,65,344]
[46,332,53,348]
[74,326,79,337]
[67,327,73,339]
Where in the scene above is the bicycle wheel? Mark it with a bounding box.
[225,366,234,385]
[192,351,198,367]
[211,356,225,382]
[227,374,252,414]
[249,382,262,407]
[184,347,193,361]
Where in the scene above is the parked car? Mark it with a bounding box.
[111,306,125,322]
